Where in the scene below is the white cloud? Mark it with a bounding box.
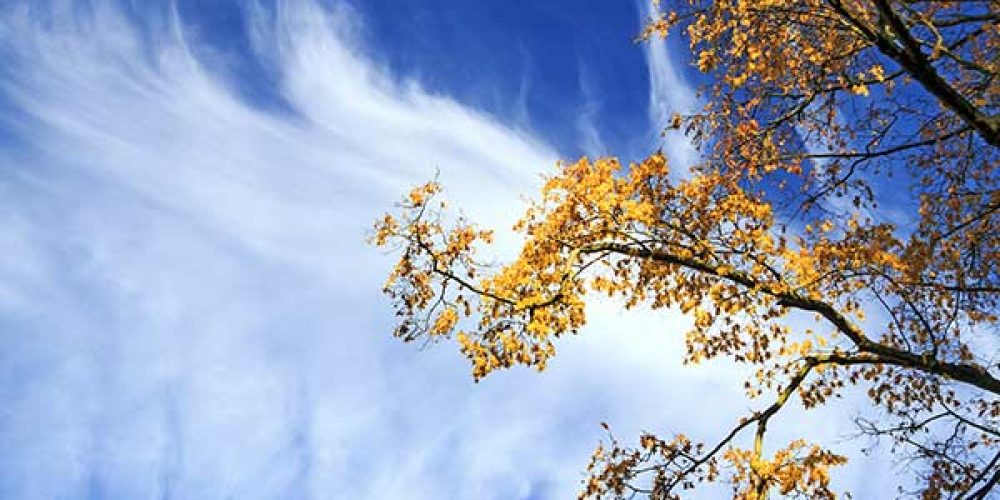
[637,1,699,171]
[0,0,894,498]
[574,62,607,158]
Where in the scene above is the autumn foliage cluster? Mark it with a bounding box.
[372,1,999,498]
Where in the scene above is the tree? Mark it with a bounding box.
[371,1,1000,498]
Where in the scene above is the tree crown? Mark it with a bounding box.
[372,1,999,498]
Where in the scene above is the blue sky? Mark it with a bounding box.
[0,1,895,498]
[170,0,660,158]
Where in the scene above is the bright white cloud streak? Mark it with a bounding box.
[638,1,698,171]
[0,1,892,498]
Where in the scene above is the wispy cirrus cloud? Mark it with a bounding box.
[0,1,894,498]
[637,1,699,170]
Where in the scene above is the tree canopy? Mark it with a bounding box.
[371,1,1000,498]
